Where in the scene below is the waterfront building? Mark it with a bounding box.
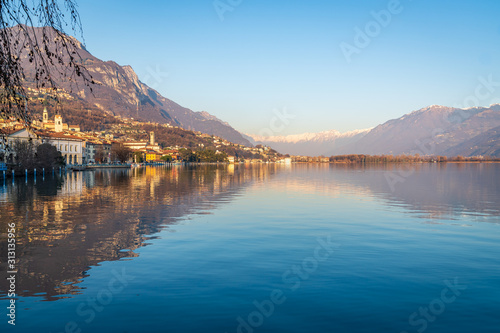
[1,128,84,165]
[41,132,85,164]
[145,150,162,162]
[85,141,112,163]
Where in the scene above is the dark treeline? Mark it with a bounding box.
[3,141,65,174]
[327,154,500,163]
[178,148,228,163]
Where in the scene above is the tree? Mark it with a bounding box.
[195,149,227,162]
[178,148,197,162]
[11,140,64,172]
[36,142,64,168]
[0,0,92,128]
[12,138,37,171]
[133,151,144,163]
[160,155,173,163]
[94,146,105,163]
[111,144,131,163]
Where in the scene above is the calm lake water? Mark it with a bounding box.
[1,163,499,333]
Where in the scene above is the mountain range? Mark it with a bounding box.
[13,25,251,146]
[249,105,500,157]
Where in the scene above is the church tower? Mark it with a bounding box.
[150,131,155,146]
[43,107,48,123]
[55,114,63,132]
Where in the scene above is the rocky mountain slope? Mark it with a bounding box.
[444,125,500,157]
[338,105,500,156]
[13,25,251,146]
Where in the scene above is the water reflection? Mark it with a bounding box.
[268,163,500,221]
[0,163,499,302]
[0,164,278,301]
[330,163,500,220]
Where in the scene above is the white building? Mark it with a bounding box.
[122,141,147,150]
[1,128,37,163]
[122,131,160,152]
[84,141,112,163]
[2,128,84,165]
[41,108,80,132]
[41,132,85,165]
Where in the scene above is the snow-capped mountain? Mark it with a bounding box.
[246,128,372,156]
[246,104,500,157]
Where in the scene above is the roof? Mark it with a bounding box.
[0,128,17,135]
[86,140,111,145]
[123,141,147,145]
[3,128,32,136]
[36,131,84,141]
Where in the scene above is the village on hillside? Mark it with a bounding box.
[0,107,288,170]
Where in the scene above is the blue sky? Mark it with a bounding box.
[73,0,500,135]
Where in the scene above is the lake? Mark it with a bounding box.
[1,163,499,333]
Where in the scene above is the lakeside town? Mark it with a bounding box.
[1,103,498,175]
[2,106,499,176]
[0,106,292,172]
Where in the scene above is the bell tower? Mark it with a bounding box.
[43,107,48,123]
[150,131,155,146]
[55,114,63,132]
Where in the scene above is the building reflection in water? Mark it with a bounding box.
[0,164,278,301]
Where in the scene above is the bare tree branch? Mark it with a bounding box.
[0,0,92,129]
